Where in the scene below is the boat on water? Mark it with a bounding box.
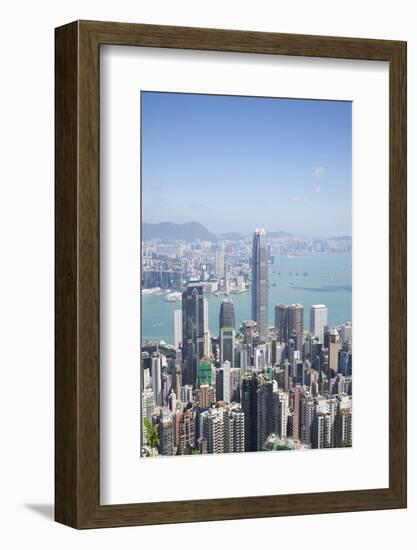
[141,287,161,295]
[163,291,182,302]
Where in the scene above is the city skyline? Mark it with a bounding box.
[140,93,352,459]
[141,229,352,458]
[142,92,352,236]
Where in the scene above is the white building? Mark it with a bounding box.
[310,304,328,343]
[222,360,231,403]
[151,354,162,406]
[173,309,182,349]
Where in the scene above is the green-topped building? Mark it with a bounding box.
[198,358,213,387]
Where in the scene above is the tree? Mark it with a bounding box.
[144,418,160,449]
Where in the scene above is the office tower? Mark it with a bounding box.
[283,359,290,391]
[151,353,162,406]
[142,367,151,390]
[201,407,226,454]
[257,378,274,450]
[220,327,235,367]
[241,372,259,452]
[199,384,216,408]
[290,304,304,336]
[203,297,211,356]
[224,406,245,453]
[174,366,182,400]
[168,390,177,412]
[177,409,195,454]
[275,303,290,343]
[254,343,268,371]
[173,309,182,349]
[338,350,352,376]
[214,247,225,279]
[340,322,353,347]
[235,344,249,373]
[310,304,328,343]
[198,358,214,386]
[157,408,174,455]
[180,384,193,403]
[328,328,342,375]
[289,349,301,379]
[251,228,268,340]
[141,388,156,444]
[215,368,223,401]
[271,338,285,366]
[230,368,241,402]
[273,389,289,438]
[182,282,206,385]
[291,385,304,441]
[222,360,232,403]
[219,298,235,331]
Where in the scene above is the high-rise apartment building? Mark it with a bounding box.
[176,408,195,454]
[157,408,174,455]
[251,229,268,340]
[273,389,289,438]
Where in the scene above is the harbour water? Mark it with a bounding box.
[141,253,352,345]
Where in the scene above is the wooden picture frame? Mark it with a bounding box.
[55,20,407,529]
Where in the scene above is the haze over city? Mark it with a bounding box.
[141,92,352,237]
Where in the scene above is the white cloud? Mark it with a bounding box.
[315,186,321,193]
[312,166,325,178]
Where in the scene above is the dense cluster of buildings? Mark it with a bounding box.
[141,229,352,457]
[141,232,351,294]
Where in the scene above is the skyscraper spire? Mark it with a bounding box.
[251,228,268,339]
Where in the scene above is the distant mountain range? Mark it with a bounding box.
[142,222,217,242]
[142,221,350,242]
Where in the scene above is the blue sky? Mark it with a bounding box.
[141,92,352,237]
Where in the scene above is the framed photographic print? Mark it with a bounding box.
[55,20,407,528]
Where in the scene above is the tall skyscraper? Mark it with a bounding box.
[251,228,268,340]
[273,389,289,438]
[328,328,342,375]
[173,309,182,349]
[224,406,245,453]
[141,388,156,445]
[310,304,328,343]
[222,360,232,403]
[220,327,235,367]
[275,303,290,343]
[257,378,274,450]
[176,408,195,454]
[157,408,174,455]
[241,372,259,452]
[214,246,225,279]
[219,298,235,331]
[151,353,162,406]
[182,282,206,385]
[290,303,304,336]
